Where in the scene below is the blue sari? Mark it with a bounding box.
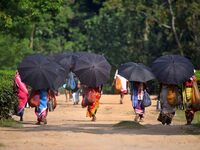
[35,89,48,122]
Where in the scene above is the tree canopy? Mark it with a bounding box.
[1,0,200,70]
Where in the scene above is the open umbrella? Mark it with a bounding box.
[73,53,111,87]
[118,62,155,82]
[18,54,64,90]
[151,55,194,85]
[53,52,74,72]
[52,64,67,90]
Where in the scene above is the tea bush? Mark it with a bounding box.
[0,70,18,119]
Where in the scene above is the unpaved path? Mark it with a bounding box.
[0,94,200,150]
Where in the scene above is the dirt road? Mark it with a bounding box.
[0,94,200,150]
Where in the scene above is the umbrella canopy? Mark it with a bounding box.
[54,52,74,72]
[118,62,155,82]
[52,64,67,90]
[151,55,194,85]
[73,53,111,87]
[18,54,64,90]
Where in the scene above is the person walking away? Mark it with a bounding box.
[14,71,28,121]
[130,81,146,122]
[157,84,181,125]
[47,89,57,111]
[81,85,102,121]
[72,75,81,105]
[29,89,48,125]
[182,75,200,125]
[114,69,128,104]
[64,72,74,101]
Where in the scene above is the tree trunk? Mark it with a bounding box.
[144,19,149,41]
[168,0,184,56]
[29,24,36,49]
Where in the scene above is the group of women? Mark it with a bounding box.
[14,69,200,125]
[156,75,200,125]
[114,71,200,125]
[14,69,102,124]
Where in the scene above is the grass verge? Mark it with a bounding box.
[175,110,200,124]
[0,118,22,128]
[176,110,200,135]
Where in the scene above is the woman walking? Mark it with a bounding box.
[29,89,53,125]
[182,75,200,125]
[35,89,48,125]
[157,84,181,125]
[130,81,146,122]
[14,71,29,121]
[114,69,128,104]
[81,85,102,121]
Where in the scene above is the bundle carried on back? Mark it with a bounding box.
[114,76,122,93]
[167,85,181,106]
[192,80,200,106]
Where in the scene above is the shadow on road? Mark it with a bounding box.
[3,120,199,136]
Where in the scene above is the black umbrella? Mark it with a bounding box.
[73,53,111,87]
[151,55,194,85]
[73,51,90,58]
[118,62,155,82]
[54,52,74,72]
[18,54,63,90]
[52,64,67,90]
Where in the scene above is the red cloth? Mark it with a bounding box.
[15,72,28,110]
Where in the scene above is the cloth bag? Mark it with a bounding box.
[47,100,54,112]
[156,100,161,111]
[167,85,182,106]
[192,80,200,104]
[28,91,40,107]
[141,90,151,107]
[87,89,101,103]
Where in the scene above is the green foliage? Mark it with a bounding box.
[0,34,32,70]
[0,0,64,29]
[1,0,200,94]
[102,83,115,94]
[195,70,200,80]
[176,110,200,125]
[0,118,22,128]
[0,70,18,119]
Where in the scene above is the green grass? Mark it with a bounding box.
[113,121,145,129]
[176,110,200,135]
[175,110,186,122]
[176,110,200,124]
[0,118,22,128]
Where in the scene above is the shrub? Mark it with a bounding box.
[0,70,18,119]
[195,70,200,80]
[0,118,22,128]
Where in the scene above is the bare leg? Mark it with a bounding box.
[91,115,96,121]
[91,110,97,121]
[69,90,73,101]
[139,114,144,122]
[185,110,194,125]
[134,113,139,122]
[120,93,124,104]
[65,89,69,101]
[20,114,23,121]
